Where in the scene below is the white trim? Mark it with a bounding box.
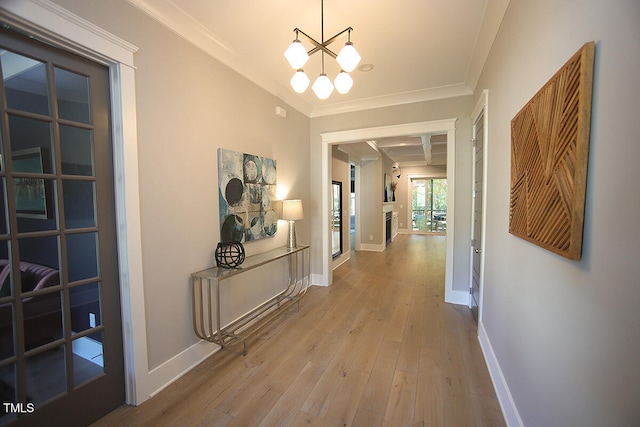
[310,274,328,286]
[125,0,478,119]
[311,84,473,118]
[331,253,351,270]
[444,289,470,306]
[320,120,458,304]
[146,341,219,399]
[469,89,489,319]
[442,127,457,305]
[0,0,149,405]
[125,0,313,117]
[478,321,524,427]
[360,243,386,252]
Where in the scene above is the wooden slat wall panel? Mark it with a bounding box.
[509,42,595,260]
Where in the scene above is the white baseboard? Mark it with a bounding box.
[478,321,524,427]
[444,288,469,305]
[332,253,351,270]
[360,242,385,252]
[311,273,329,286]
[145,340,219,400]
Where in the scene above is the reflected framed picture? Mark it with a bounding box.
[13,147,49,219]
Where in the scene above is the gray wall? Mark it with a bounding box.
[476,0,640,425]
[51,0,311,370]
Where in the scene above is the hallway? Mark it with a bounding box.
[93,234,505,426]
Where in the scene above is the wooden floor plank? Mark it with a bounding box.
[92,234,505,427]
[384,369,418,426]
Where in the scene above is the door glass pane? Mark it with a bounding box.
[60,125,94,176]
[0,240,14,359]
[23,291,63,351]
[15,178,57,233]
[1,50,49,116]
[70,282,101,335]
[8,115,54,174]
[0,178,8,235]
[411,179,426,231]
[72,330,104,387]
[0,363,16,422]
[0,302,14,360]
[18,236,60,281]
[55,67,90,124]
[0,129,4,172]
[67,232,98,283]
[63,180,96,229]
[25,346,67,405]
[0,240,11,297]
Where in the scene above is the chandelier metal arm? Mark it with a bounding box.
[293,27,354,59]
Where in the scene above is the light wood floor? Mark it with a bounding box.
[92,234,505,426]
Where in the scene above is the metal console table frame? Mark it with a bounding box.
[191,245,310,355]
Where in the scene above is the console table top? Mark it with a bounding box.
[192,244,310,280]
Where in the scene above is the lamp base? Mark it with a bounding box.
[287,220,297,249]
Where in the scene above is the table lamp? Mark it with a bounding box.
[281,199,304,249]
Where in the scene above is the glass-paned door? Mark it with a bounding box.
[0,28,124,426]
[411,178,447,233]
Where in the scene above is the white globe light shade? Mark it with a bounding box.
[336,42,361,72]
[284,40,309,69]
[312,74,334,99]
[290,69,310,93]
[334,71,353,94]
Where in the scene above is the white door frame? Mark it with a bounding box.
[0,0,149,405]
[469,90,489,319]
[320,119,461,304]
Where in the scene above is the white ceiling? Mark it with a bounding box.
[126,0,509,166]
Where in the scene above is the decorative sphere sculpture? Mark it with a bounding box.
[215,241,245,269]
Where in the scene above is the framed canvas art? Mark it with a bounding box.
[218,148,278,242]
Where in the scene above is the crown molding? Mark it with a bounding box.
[126,0,313,116]
[125,0,502,118]
[310,84,473,118]
[1,0,138,66]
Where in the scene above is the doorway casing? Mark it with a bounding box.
[0,0,151,405]
[320,119,464,305]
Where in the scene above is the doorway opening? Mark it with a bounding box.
[411,178,447,233]
[350,164,356,251]
[320,119,463,305]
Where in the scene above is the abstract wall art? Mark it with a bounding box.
[218,148,278,242]
[509,42,595,260]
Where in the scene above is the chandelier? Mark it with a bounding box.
[284,0,362,99]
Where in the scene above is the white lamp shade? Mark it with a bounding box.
[334,71,353,94]
[284,40,309,69]
[336,42,361,72]
[281,199,304,220]
[290,69,310,93]
[312,74,334,99]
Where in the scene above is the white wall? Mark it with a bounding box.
[476,0,640,425]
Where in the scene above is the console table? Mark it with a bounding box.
[191,245,310,355]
